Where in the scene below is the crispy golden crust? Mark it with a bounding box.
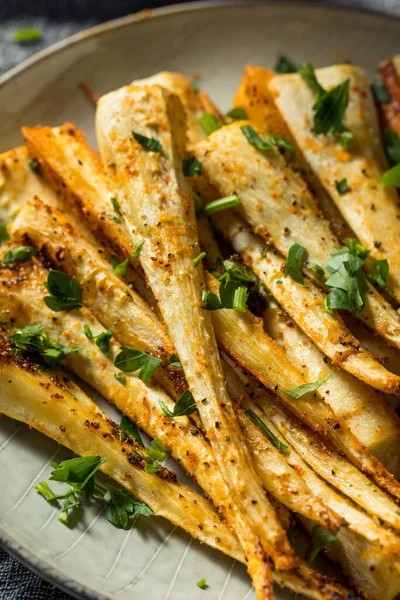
[377,58,400,135]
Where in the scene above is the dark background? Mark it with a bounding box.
[0,0,399,598]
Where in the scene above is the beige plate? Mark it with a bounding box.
[0,2,399,599]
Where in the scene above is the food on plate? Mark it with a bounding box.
[2,57,400,599]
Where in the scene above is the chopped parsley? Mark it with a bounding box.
[132,131,163,153]
[379,163,400,187]
[144,437,169,473]
[300,62,350,135]
[114,347,162,383]
[226,107,248,120]
[167,354,182,368]
[283,373,332,399]
[160,389,197,418]
[339,131,353,149]
[275,54,298,74]
[244,409,288,452]
[0,224,10,244]
[83,324,114,355]
[115,372,126,385]
[2,245,36,264]
[371,77,390,103]
[384,129,400,164]
[44,270,83,312]
[193,251,206,267]
[285,243,307,284]
[334,178,349,195]
[324,239,370,316]
[198,113,220,136]
[196,194,241,219]
[183,156,203,177]
[241,125,294,158]
[110,197,122,216]
[7,324,81,368]
[306,262,325,279]
[197,579,208,590]
[202,279,248,313]
[120,416,144,447]
[131,239,144,261]
[305,525,338,564]
[28,158,40,174]
[12,28,41,45]
[105,485,154,529]
[369,259,392,296]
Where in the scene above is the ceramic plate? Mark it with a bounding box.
[0,2,399,599]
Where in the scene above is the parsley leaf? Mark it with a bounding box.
[3,245,36,264]
[7,324,81,368]
[307,262,325,279]
[120,416,144,447]
[379,163,400,187]
[300,62,350,135]
[104,485,154,529]
[50,455,106,490]
[340,131,353,149]
[283,373,332,399]
[160,389,197,418]
[113,258,130,277]
[131,239,144,261]
[196,195,241,219]
[334,178,349,194]
[384,129,400,164]
[132,131,163,152]
[285,243,307,284]
[12,28,41,44]
[226,107,248,120]
[84,324,114,355]
[115,372,126,385]
[111,197,122,215]
[202,280,248,313]
[183,156,203,177]
[275,54,298,74]
[241,125,294,157]
[142,437,170,473]
[28,158,40,174]
[0,224,10,245]
[44,270,82,312]
[198,113,220,136]
[167,354,182,368]
[197,579,208,590]
[305,525,337,564]
[369,259,392,295]
[371,77,390,103]
[114,347,162,383]
[193,251,206,267]
[244,409,288,452]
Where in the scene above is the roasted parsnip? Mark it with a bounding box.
[269,65,400,302]
[377,56,400,135]
[263,302,400,476]
[96,84,297,571]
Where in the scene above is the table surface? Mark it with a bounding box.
[0,0,399,598]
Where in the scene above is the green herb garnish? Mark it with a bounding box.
[241,125,294,157]
[379,163,400,187]
[28,158,40,174]
[307,262,325,279]
[283,373,332,399]
[285,243,307,284]
[193,251,206,267]
[369,259,392,295]
[131,239,144,261]
[183,156,203,177]
[371,77,390,103]
[111,197,122,215]
[84,324,114,356]
[305,526,338,563]
[7,324,81,368]
[3,245,36,264]
[197,579,208,590]
[44,270,82,312]
[104,485,154,529]
[115,372,126,385]
[132,131,163,152]
[167,354,182,368]
[384,129,400,164]
[12,28,41,45]
[144,437,169,473]
[244,409,288,452]
[114,347,162,383]
[0,224,10,245]
[275,54,298,74]
[226,107,248,120]
[120,416,144,447]
[196,195,241,219]
[202,279,248,313]
[160,389,197,418]
[198,113,220,136]
[334,178,349,194]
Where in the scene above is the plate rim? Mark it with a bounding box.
[0,0,399,598]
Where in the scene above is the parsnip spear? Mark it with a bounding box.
[269,65,400,302]
[95,84,297,570]
[263,302,400,475]
[223,355,400,600]
[194,121,400,356]
[0,335,241,558]
[377,56,400,134]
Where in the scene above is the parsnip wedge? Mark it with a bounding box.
[269,65,400,302]
[377,56,400,135]
[205,270,400,504]
[233,65,354,242]
[96,84,296,570]
[209,208,400,394]
[263,302,400,476]
[223,356,400,600]
[194,121,400,355]
[132,72,204,150]
[0,336,242,559]
[0,147,55,223]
